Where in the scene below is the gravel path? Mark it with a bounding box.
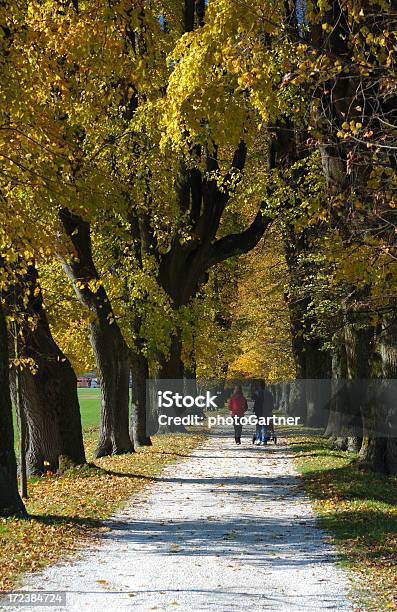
[3,431,356,611]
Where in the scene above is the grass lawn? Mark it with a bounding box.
[77,387,102,429]
[290,435,397,611]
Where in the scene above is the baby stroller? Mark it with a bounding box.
[252,420,277,445]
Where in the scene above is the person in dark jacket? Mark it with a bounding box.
[252,380,274,445]
[228,385,248,444]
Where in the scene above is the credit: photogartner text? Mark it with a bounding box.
[157,415,301,427]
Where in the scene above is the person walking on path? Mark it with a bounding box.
[252,380,274,445]
[228,384,248,444]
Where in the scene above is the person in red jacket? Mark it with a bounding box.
[228,385,248,445]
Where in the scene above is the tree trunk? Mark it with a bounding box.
[130,351,152,446]
[283,255,306,422]
[305,340,331,427]
[325,334,349,449]
[0,303,26,516]
[184,365,203,418]
[283,230,307,420]
[343,306,381,468]
[288,380,306,419]
[379,311,397,474]
[276,123,332,429]
[57,208,133,457]
[358,434,387,472]
[270,383,279,411]
[327,333,363,453]
[155,333,189,433]
[90,321,133,457]
[10,368,60,475]
[158,332,184,380]
[8,267,85,475]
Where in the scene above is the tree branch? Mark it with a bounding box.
[231,140,247,171]
[208,208,271,266]
[195,140,247,240]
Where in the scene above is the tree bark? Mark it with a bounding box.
[10,369,58,475]
[184,367,202,417]
[278,381,290,414]
[325,334,349,449]
[269,383,279,411]
[285,292,307,420]
[130,350,152,446]
[343,304,381,468]
[158,332,184,379]
[305,340,331,428]
[288,379,306,420]
[379,311,397,474]
[8,267,86,475]
[283,228,308,422]
[57,208,133,457]
[90,322,133,457]
[0,303,26,516]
